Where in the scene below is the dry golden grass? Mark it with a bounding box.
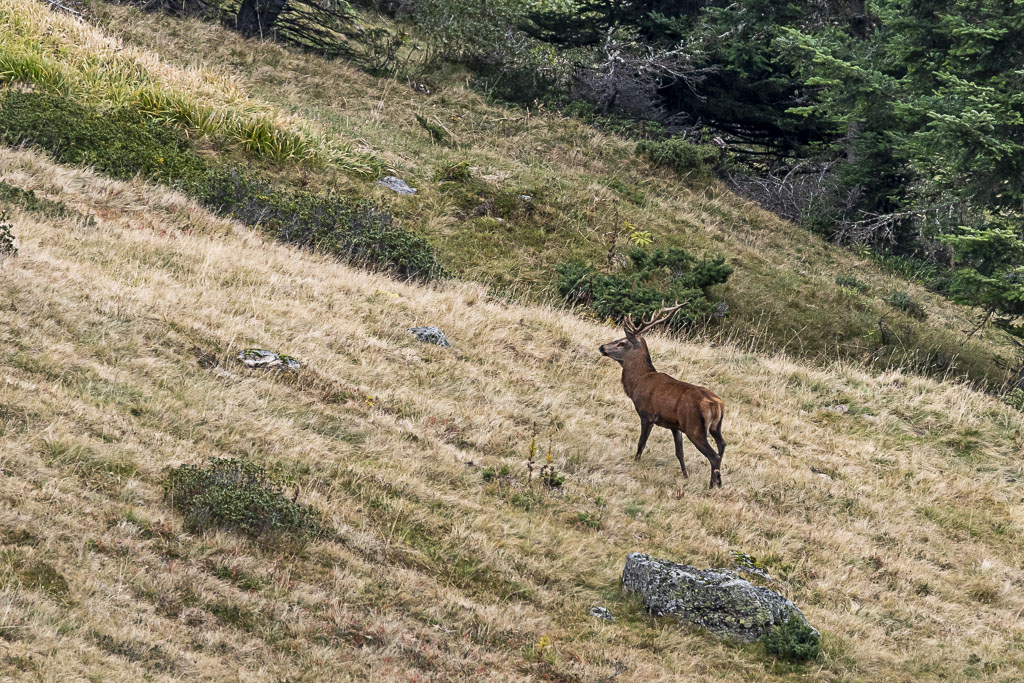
[3,146,1024,680]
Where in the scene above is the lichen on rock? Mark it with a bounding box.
[621,552,818,643]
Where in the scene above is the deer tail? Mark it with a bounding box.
[700,398,723,437]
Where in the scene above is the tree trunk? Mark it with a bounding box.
[236,0,288,38]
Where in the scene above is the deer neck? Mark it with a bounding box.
[621,348,656,397]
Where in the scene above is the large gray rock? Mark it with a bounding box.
[622,553,817,642]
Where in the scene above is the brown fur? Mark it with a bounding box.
[600,331,727,488]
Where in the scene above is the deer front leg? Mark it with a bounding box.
[671,429,688,478]
[635,418,653,461]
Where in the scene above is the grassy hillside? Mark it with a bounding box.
[0,0,1019,389]
[3,145,1024,680]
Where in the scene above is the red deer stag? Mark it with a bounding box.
[599,303,727,488]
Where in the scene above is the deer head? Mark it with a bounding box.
[598,302,687,365]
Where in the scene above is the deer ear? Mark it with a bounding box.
[624,328,638,343]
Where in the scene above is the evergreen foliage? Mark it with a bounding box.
[941,216,1024,334]
[761,613,821,662]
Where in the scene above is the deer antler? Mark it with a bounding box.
[627,301,688,336]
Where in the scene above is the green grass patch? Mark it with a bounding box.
[2,552,71,602]
[198,167,446,279]
[636,137,720,177]
[884,290,928,320]
[0,91,208,183]
[835,274,869,294]
[39,439,139,482]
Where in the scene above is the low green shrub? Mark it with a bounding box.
[163,458,327,540]
[574,511,602,530]
[3,554,71,601]
[560,101,668,140]
[18,559,71,601]
[761,614,820,662]
[637,137,720,176]
[0,91,207,184]
[870,251,950,293]
[481,464,512,482]
[885,290,928,320]
[557,247,732,326]
[0,211,15,257]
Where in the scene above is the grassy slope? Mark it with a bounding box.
[0,0,384,173]
[86,1,1020,389]
[3,146,1024,681]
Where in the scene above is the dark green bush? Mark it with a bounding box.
[0,91,207,183]
[557,247,732,326]
[636,137,721,176]
[885,290,928,320]
[0,211,15,257]
[0,91,446,280]
[761,614,820,662]
[163,458,327,540]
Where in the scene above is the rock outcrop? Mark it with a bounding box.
[622,553,817,642]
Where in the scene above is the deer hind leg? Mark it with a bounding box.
[686,432,723,489]
[634,418,654,462]
[671,429,688,478]
[710,424,726,459]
